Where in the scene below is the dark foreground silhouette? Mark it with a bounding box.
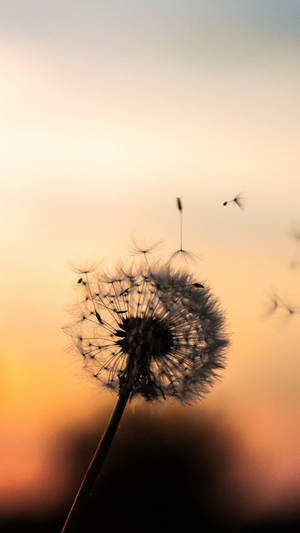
[1,407,299,532]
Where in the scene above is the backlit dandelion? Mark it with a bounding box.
[62,260,228,532]
[65,265,228,402]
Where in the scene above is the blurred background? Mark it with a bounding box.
[1,1,300,531]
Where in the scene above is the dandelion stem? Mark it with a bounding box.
[61,386,131,533]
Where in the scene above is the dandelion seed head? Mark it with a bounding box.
[64,264,229,403]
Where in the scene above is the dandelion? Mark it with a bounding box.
[223,192,245,210]
[61,263,228,532]
[65,265,227,402]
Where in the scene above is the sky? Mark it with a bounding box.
[0,0,300,524]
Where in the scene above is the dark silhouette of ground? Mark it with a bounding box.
[1,407,299,532]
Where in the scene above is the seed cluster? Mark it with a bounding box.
[65,265,228,402]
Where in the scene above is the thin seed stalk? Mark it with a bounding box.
[179,209,183,251]
[61,385,131,533]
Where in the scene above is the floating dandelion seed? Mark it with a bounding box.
[288,225,300,269]
[223,192,245,210]
[62,261,228,532]
[264,290,281,317]
[264,290,300,320]
[279,298,300,317]
[289,256,298,270]
[169,197,198,264]
[290,225,300,243]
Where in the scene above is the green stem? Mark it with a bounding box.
[61,386,131,533]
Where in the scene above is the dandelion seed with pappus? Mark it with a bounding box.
[223,192,245,210]
[168,197,197,264]
[61,261,229,532]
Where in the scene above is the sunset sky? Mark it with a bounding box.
[1,0,300,523]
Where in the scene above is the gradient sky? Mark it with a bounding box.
[1,0,300,520]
